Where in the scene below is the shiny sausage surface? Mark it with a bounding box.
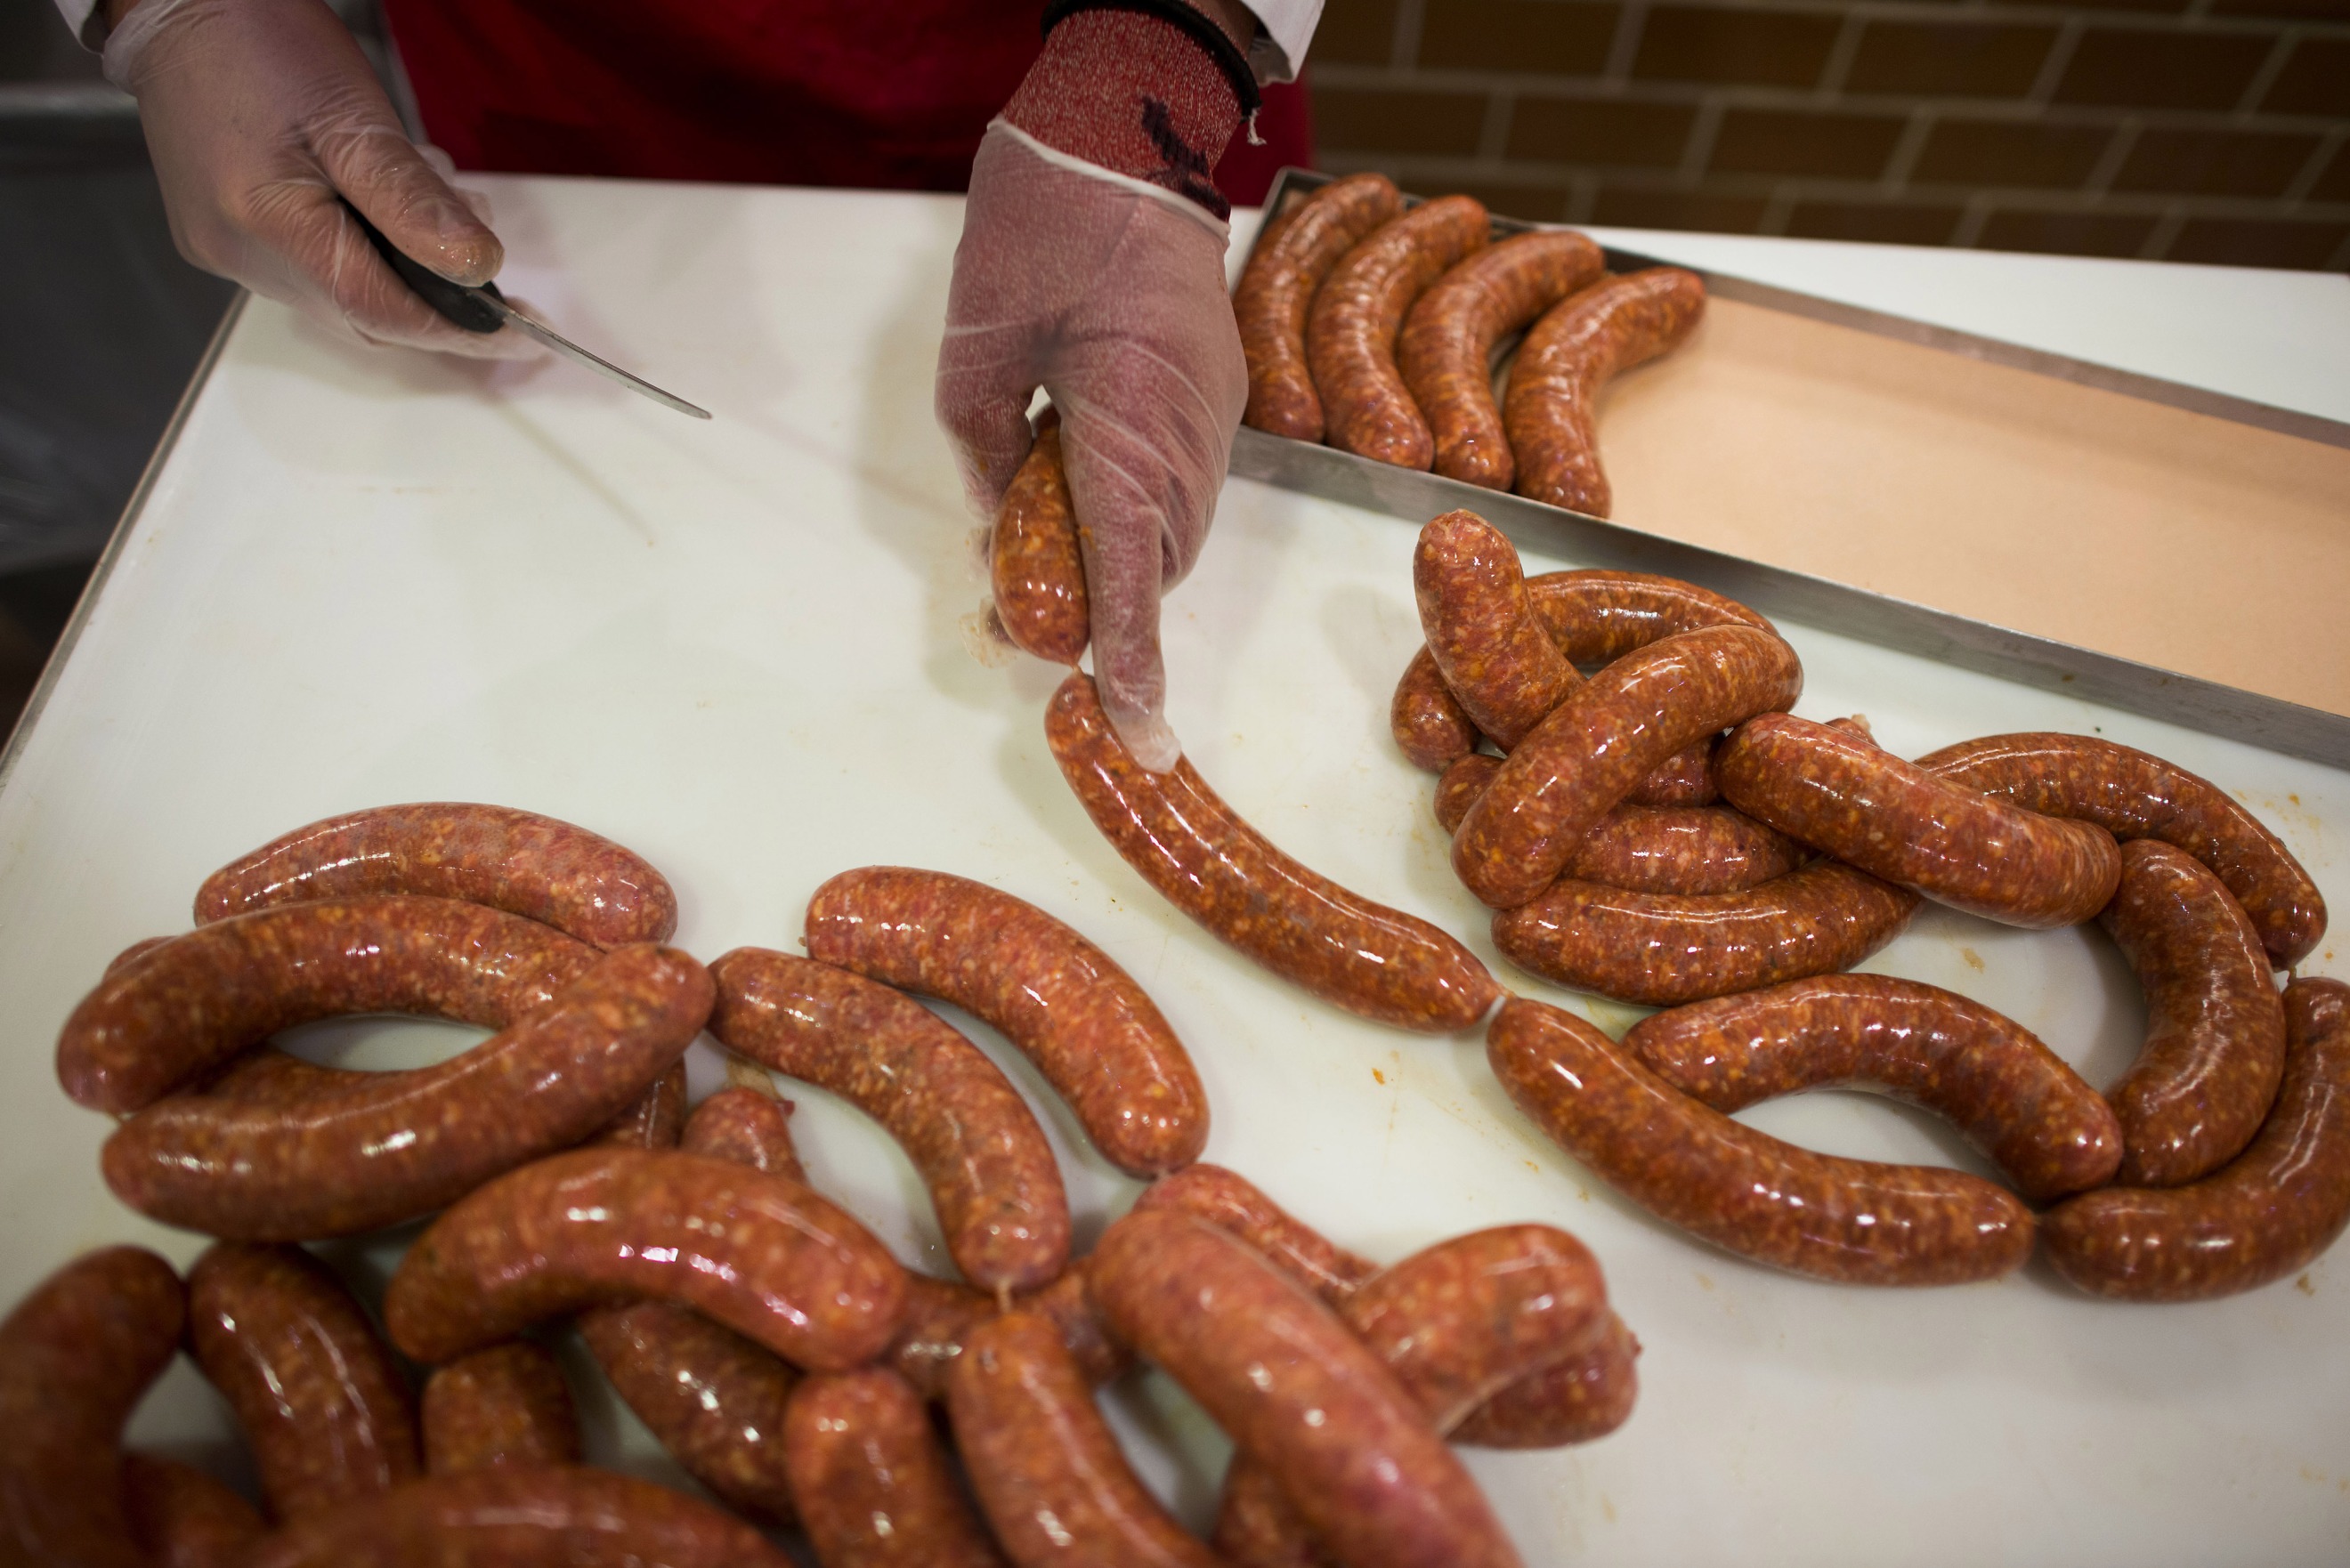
[991,421,1090,666]
[1133,1162,1382,1307]
[1504,269,1706,518]
[679,1082,807,1180]
[1238,172,1404,442]
[1390,645,1481,772]
[1437,756,1802,894]
[586,1059,690,1150]
[1414,508,1579,748]
[579,1303,803,1524]
[1447,1312,1641,1449]
[421,1342,581,1475]
[784,1368,1010,1568]
[1306,196,1489,468]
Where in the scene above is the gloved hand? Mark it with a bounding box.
[936,4,1256,772]
[102,0,533,359]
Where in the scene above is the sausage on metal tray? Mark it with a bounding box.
[1239,172,1405,442]
[1447,1311,1641,1449]
[1090,1209,1525,1568]
[195,802,677,949]
[122,1452,266,1568]
[678,1081,807,1179]
[1400,231,1607,489]
[1306,196,1489,468]
[586,1058,690,1150]
[1504,268,1706,518]
[0,1247,185,1568]
[1132,1162,1382,1307]
[1488,997,2034,1284]
[990,418,1090,666]
[1414,508,1579,748]
[2099,839,2289,1186]
[708,945,1072,1292]
[102,943,715,1240]
[382,1147,908,1371]
[1625,974,2123,1202]
[886,1264,1129,1402]
[421,1342,581,1475]
[805,865,1209,1177]
[784,1367,1011,1568]
[1049,671,1503,1031]
[1918,731,2326,967]
[2043,977,2350,1302]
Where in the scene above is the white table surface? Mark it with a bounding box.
[3,176,2344,1567]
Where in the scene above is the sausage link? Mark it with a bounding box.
[1390,646,1480,772]
[196,802,677,949]
[383,1147,909,1371]
[1438,757,1803,893]
[949,1311,1221,1567]
[1133,1163,1382,1306]
[0,1247,184,1568]
[1454,625,1804,909]
[586,1058,690,1150]
[1447,1312,1641,1449]
[2100,839,2289,1186]
[578,1303,803,1524]
[239,1466,795,1568]
[783,1368,1010,1568]
[103,943,714,1240]
[1490,998,2034,1284]
[2044,977,2350,1302]
[1306,196,1490,468]
[421,1342,580,1475]
[992,420,1090,665]
[1414,509,1578,748]
[1504,269,1706,518]
[1526,568,1775,660]
[1049,671,1502,1031]
[886,1265,1130,1402]
[1433,753,1502,836]
[1400,232,1607,489]
[1619,736,1719,807]
[1625,974,2123,1201]
[1240,173,1406,441]
[708,946,1071,1291]
[59,894,599,1114]
[1918,731,2326,967]
[122,1452,265,1568]
[806,866,1209,1177]
[679,1082,807,1179]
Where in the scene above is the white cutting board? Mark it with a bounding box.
[0,178,2342,1567]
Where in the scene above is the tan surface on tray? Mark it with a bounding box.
[1593,295,2350,717]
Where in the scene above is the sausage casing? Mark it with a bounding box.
[1132,1162,1382,1306]
[1447,1312,1641,1449]
[578,1304,803,1524]
[421,1342,580,1475]
[679,1082,807,1179]
[587,1058,690,1150]
[1390,645,1481,772]
[886,1264,1129,1402]
[1240,172,1405,441]
[991,420,1089,666]
[784,1368,1010,1568]
[1414,508,1579,748]
[1504,269,1706,518]
[1306,196,1490,469]
[1438,756,1802,893]
[122,1452,265,1568]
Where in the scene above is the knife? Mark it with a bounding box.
[344,202,712,420]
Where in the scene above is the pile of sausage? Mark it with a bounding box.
[11,802,1637,1567]
[1236,172,1704,519]
[1398,506,2349,1300]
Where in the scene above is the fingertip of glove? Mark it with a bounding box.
[1107,705,1182,773]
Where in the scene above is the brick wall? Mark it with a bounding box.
[1308,0,2350,271]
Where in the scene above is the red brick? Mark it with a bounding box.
[1976,208,2159,257]
[1507,98,1698,167]
[1591,185,1771,232]
[1313,0,1399,65]
[1450,181,1578,222]
[2263,39,2350,117]
[1911,119,2115,188]
[1709,108,1908,180]
[1844,21,2058,99]
[2111,127,2323,198]
[2054,29,2273,111]
[1633,7,1841,88]
[2208,0,2350,19]
[2314,142,2350,204]
[1787,200,1966,247]
[1314,88,1488,157]
[2168,217,2350,270]
[1419,0,1621,75]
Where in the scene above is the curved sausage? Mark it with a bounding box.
[578,1304,803,1524]
[2044,977,2350,1302]
[1306,196,1489,468]
[421,1342,580,1475]
[1489,998,2034,1285]
[806,866,1208,1177]
[1437,757,1802,893]
[383,1147,909,1371]
[1390,646,1481,772]
[1504,269,1706,518]
[103,943,714,1240]
[1239,172,1405,441]
[1918,731,2326,967]
[195,802,677,949]
[783,1368,1010,1568]
[2100,839,2289,1186]
[0,1247,184,1568]
[587,1059,690,1150]
[1625,974,2123,1201]
[992,419,1089,666]
[1133,1162,1382,1306]
[708,946,1071,1292]
[1447,1312,1641,1449]
[679,1082,807,1179]
[1049,671,1501,1031]
[886,1265,1129,1402]
[1414,509,1578,748]
[1401,232,1607,489]
[1527,568,1775,660]
[122,1452,266,1568]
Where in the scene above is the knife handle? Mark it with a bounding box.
[342,199,506,334]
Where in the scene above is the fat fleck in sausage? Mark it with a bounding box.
[421,1342,581,1475]
[0,1247,184,1568]
[709,946,1072,1292]
[1390,646,1481,772]
[1049,672,1502,1031]
[783,1367,1010,1568]
[2100,839,2289,1186]
[383,1147,908,1370]
[1625,974,2123,1201]
[1400,233,1607,489]
[1505,269,1706,518]
[1414,509,1578,748]
[1306,196,1490,468]
[2043,977,2350,1302]
[1447,1312,1641,1449]
[1090,1210,1524,1568]
[805,866,1209,1177]
[195,802,677,949]
[1918,731,2326,967]
[1239,172,1405,442]
[678,1081,806,1179]
[186,1242,420,1520]
[992,418,1090,666]
[1132,1162,1382,1306]
[103,943,714,1239]
[587,1059,690,1150]
[1489,998,2033,1284]
[122,1452,265,1568]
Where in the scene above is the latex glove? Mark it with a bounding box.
[103,0,533,360]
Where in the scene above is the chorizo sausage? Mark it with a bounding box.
[1049,671,1502,1031]
[1400,232,1607,489]
[1306,196,1489,468]
[1619,735,1718,807]
[1437,757,1803,893]
[421,1342,580,1475]
[1414,509,1578,748]
[383,1147,908,1371]
[992,419,1090,666]
[578,1304,803,1524]
[1918,731,2326,967]
[1625,974,2123,1201]
[122,1452,265,1568]
[586,1058,690,1150]
[679,1081,807,1179]
[103,943,714,1240]
[1132,1162,1382,1306]
[2100,839,2289,1186]
[805,866,1208,1177]
[885,1265,1128,1402]
[1447,1312,1641,1449]
[2043,977,2350,1302]
[0,1247,184,1568]
[1390,646,1480,772]
[1505,269,1706,518]
[1718,714,2123,929]
[1489,997,2034,1285]
[783,1368,1010,1568]
[195,802,677,949]
[1239,172,1405,441]
[708,946,1071,1292]
[1527,568,1775,661]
